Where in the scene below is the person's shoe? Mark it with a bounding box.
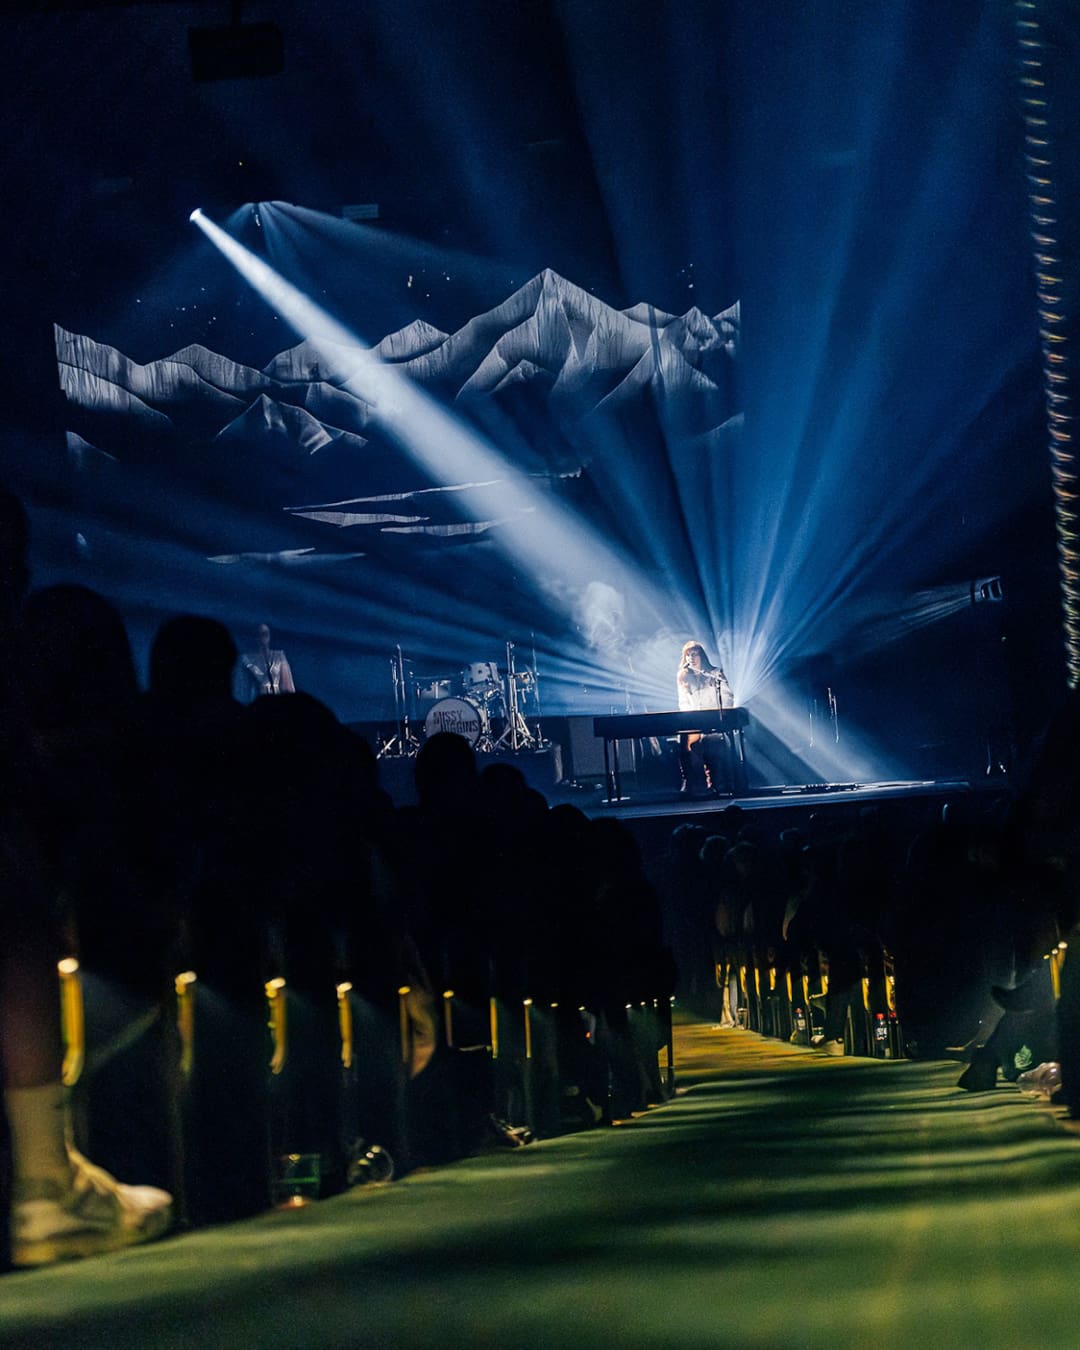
[944,1033,981,1060]
[816,1037,844,1056]
[485,1115,534,1148]
[809,1033,825,1047]
[12,1150,173,1268]
[957,1046,998,1092]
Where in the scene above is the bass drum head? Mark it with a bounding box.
[423,696,484,746]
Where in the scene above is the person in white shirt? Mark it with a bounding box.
[238,623,295,702]
[676,641,733,793]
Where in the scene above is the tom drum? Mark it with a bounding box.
[462,661,500,692]
[416,678,454,702]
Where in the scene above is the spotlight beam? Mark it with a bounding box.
[190,207,674,670]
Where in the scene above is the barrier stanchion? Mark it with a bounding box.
[337,979,407,1181]
[520,1000,558,1137]
[663,996,675,1095]
[399,985,414,1066]
[883,950,904,1059]
[488,992,527,1131]
[175,970,274,1226]
[1050,940,1067,1000]
[175,970,197,1081]
[266,977,287,1078]
[337,981,354,1070]
[783,966,803,1043]
[58,957,85,1088]
[763,957,787,1040]
[64,954,181,1217]
[861,961,875,1057]
[442,989,455,1048]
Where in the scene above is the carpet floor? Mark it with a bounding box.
[1,1023,1076,1349]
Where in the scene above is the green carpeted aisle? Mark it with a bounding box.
[2,1025,1078,1349]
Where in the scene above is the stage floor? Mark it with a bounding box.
[579,776,982,821]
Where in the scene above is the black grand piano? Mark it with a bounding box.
[592,708,750,802]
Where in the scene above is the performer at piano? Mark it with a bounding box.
[676,641,734,794]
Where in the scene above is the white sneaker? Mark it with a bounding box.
[821,1038,844,1057]
[13,1149,173,1267]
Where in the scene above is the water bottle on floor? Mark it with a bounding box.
[1015,1062,1061,1096]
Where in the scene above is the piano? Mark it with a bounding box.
[592,708,750,802]
[593,708,748,740]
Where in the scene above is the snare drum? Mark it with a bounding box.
[423,696,487,746]
[462,661,500,691]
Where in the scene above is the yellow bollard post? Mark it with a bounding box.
[58,957,84,1088]
[336,981,353,1071]
[442,989,455,1048]
[397,985,412,1065]
[175,970,198,1080]
[489,996,500,1059]
[266,977,287,1076]
[1050,942,1066,1001]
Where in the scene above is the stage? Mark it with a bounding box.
[353,709,1002,831]
[577,775,984,822]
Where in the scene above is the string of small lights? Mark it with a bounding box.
[1016,0,1079,686]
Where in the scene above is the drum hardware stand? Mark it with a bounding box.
[493,640,538,752]
[474,708,498,754]
[529,632,551,750]
[377,644,420,759]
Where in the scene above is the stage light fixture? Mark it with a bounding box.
[971,576,1004,604]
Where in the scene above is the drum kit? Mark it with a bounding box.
[378,641,545,757]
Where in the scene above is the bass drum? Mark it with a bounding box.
[423,696,486,746]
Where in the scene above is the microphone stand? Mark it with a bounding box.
[377,644,420,758]
[827,685,839,744]
[531,633,549,748]
[261,644,275,694]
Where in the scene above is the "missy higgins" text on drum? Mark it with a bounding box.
[423,696,487,746]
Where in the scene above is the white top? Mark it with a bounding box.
[240,648,293,698]
[677,665,734,712]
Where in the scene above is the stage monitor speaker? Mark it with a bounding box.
[562,715,607,779]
